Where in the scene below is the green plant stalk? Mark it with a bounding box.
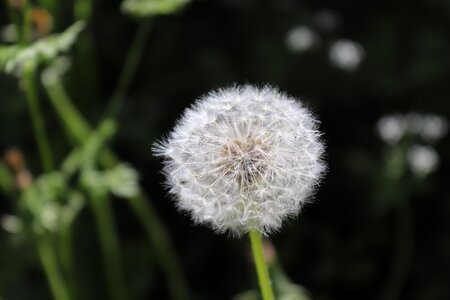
[42,69,191,299]
[36,231,72,300]
[128,194,190,300]
[379,197,414,300]
[23,63,54,172]
[4,0,23,42]
[249,229,274,300]
[74,0,93,20]
[42,71,116,167]
[104,19,152,120]
[59,219,76,298]
[21,0,32,44]
[0,161,15,197]
[37,0,56,15]
[90,193,128,300]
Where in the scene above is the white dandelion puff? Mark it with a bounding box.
[153,85,326,236]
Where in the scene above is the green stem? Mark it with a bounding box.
[21,0,32,44]
[90,194,128,300]
[249,229,274,300]
[59,220,75,298]
[4,0,22,42]
[41,69,116,167]
[35,231,71,300]
[379,198,414,300]
[23,62,54,173]
[128,195,190,300]
[42,71,190,300]
[104,19,152,120]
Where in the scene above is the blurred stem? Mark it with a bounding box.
[23,62,54,172]
[41,69,116,167]
[249,229,274,300]
[4,0,22,42]
[74,0,93,20]
[37,0,55,17]
[59,220,75,298]
[21,0,32,44]
[379,198,414,300]
[104,19,152,120]
[35,231,72,300]
[42,70,191,300]
[90,193,129,300]
[128,194,190,300]
[0,161,15,197]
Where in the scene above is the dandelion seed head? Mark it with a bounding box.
[153,85,326,236]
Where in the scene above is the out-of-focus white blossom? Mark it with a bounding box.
[377,114,407,144]
[153,85,326,236]
[419,114,448,141]
[407,145,439,176]
[329,39,364,71]
[1,25,17,43]
[285,26,319,53]
[1,214,23,233]
[377,113,448,144]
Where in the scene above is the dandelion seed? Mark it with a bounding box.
[153,85,326,236]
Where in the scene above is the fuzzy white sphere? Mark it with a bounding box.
[153,85,326,236]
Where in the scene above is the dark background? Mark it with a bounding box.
[1,0,450,299]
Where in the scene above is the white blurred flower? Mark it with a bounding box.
[285,26,319,53]
[377,113,447,144]
[419,114,448,141]
[153,85,326,236]
[1,24,17,43]
[376,114,407,144]
[329,39,364,71]
[407,145,439,176]
[1,214,23,233]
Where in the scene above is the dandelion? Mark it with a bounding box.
[153,85,326,300]
[153,85,326,236]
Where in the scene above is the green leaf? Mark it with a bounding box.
[0,20,86,74]
[121,0,190,17]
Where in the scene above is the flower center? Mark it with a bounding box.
[218,137,271,186]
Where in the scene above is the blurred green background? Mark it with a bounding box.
[0,0,449,299]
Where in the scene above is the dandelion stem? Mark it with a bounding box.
[23,62,54,173]
[249,229,274,300]
[35,231,71,300]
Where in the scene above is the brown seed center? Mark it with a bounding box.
[218,137,271,185]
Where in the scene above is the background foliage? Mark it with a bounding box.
[0,0,449,299]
